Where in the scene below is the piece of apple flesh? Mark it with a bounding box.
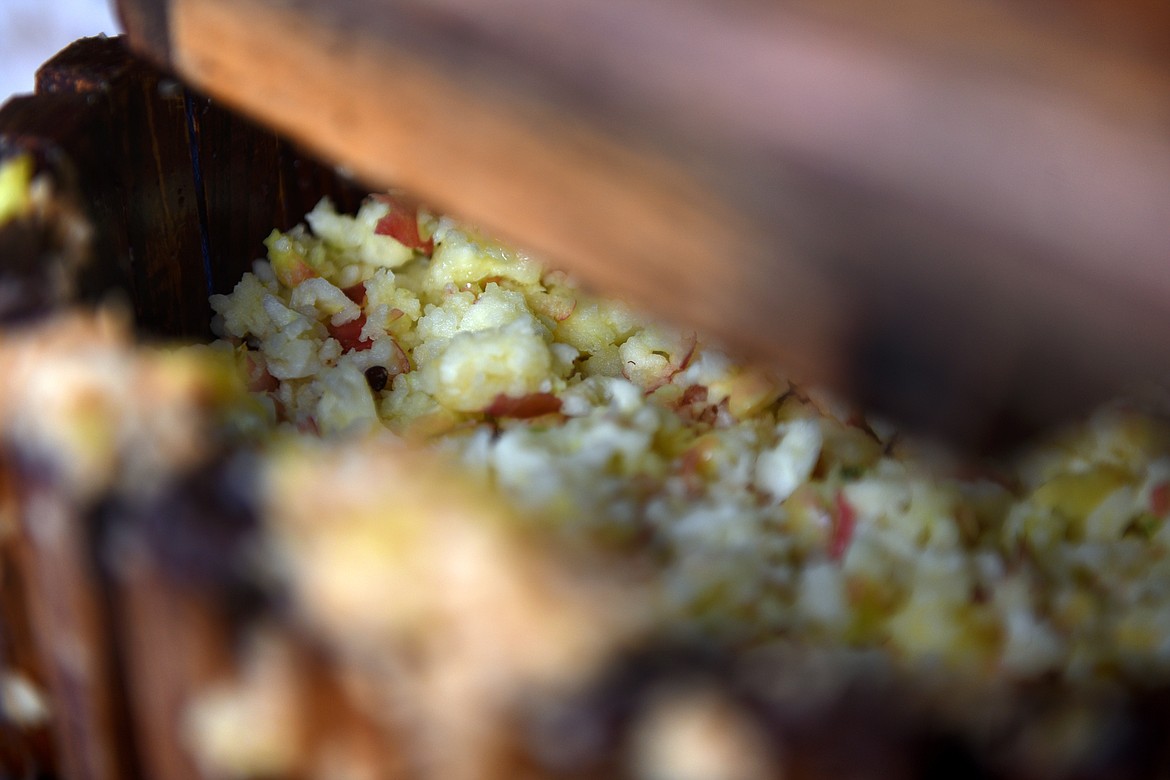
[620,328,697,392]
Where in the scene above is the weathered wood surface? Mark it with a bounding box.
[115,0,1170,445]
[9,472,140,780]
[0,35,367,339]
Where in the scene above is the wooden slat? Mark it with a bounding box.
[12,475,139,780]
[1,36,209,338]
[0,92,133,320]
[2,36,372,339]
[113,554,235,780]
[116,0,1170,445]
[186,93,368,296]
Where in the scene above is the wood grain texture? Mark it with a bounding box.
[186,93,367,297]
[0,93,134,319]
[1,36,206,336]
[119,0,1170,444]
[0,485,56,777]
[114,556,237,780]
[11,476,140,780]
[1,35,370,339]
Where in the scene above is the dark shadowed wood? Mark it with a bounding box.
[108,65,209,338]
[0,93,134,317]
[1,36,368,339]
[1,36,208,337]
[117,0,1170,446]
[186,94,368,296]
[35,34,138,96]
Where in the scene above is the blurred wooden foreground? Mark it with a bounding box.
[116,0,1170,447]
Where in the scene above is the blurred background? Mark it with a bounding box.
[0,0,121,103]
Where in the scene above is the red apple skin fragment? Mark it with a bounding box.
[486,393,563,419]
[341,282,367,305]
[327,314,373,352]
[244,353,280,393]
[831,490,858,561]
[1152,482,1170,516]
[273,257,317,288]
[373,194,433,253]
[388,339,411,376]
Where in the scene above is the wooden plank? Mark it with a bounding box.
[116,0,1170,445]
[0,470,56,778]
[3,36,368,339]
[11,473,140,780]
[113,556,235,780]
[186,93,368,297]
[0,93,132,321]
[0,36,210,338]
[106,55,212,339]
